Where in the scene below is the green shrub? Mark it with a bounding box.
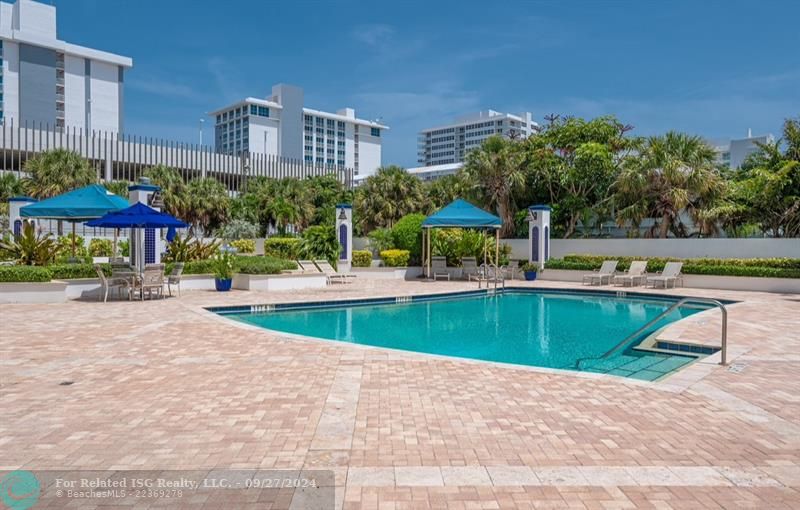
[352,250,372,267]
[234,255,297,274]
[366,227,394,253]
[88,238,113,257]
[0,223,60,265]
[298,225,339,266]
[0,265,53,282]
[56,233,89,257]
[391,213,425,264]
[118,239,130,257]
[170,259,216,275]
[49,263,108,280]
[230,239,255,254]
[431,228,511,266]
[380,249,410,267]
[263,237,301,259]
[215,219,260,240]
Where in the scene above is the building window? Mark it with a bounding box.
[257,106,269,117]
[305,155,313,162]
[327,119,334,128]
[337,121,345,129]
[305,115,313,124]
[371,127,380,137]
[250,105,257,115]
[316,117,324,126]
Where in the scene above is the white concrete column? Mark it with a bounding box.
[335,204,353,272]
[527,205,551,270]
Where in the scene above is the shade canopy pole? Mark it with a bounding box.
[71,222,76,257]
[495,228,500,266]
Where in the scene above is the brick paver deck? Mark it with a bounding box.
[2,279,799,508]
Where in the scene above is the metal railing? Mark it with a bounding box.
[576,297,728,369]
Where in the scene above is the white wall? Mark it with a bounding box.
[249,117,280,155]
[64,54,85,129]
[88,60,119,132]
[2,39,19,121]
[357,133,382,177]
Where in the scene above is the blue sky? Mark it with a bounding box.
[54,0,798,167]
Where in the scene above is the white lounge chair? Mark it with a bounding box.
[613,261,648,287]
[297,260,319,273]
[314,259,356,284]
[646,262,684,289]
[582,260,618,286]
[140,263,166,299]
[431,256,450,281]
[461,257,481,281]
[502,260,520,280]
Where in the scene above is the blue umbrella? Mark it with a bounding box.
[86,202,189,229]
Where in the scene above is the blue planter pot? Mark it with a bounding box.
[524,270,538,281]
[215,278,232,291]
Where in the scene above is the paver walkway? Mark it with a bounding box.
[2,279,799,508]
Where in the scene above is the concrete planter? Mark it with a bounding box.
[232,273,328,291]
[0,281,68,304]
[539,269,800,293]
[352,266,424,280]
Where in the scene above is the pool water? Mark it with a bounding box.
[225,291,707,380]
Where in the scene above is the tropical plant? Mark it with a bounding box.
[142,165,188,219]
[306,174,352,226]
[185,177,230,234]
[88,238,113,257]
[0,223,59,265]
[298,225,339,265]
[118,239,130,257]
[263,237,301,259]
[525,116,633,238]
[22,149,96,199]
[55,233,88,258]
[352,250,373,267]
[366,227,394,253]
[215,219,260,240]
[102,180,130,199]
[462,136,525,237]
[0,172,24,203]
[613,131,724,238]
[210,249,235,280]
[164,233,221,262]
[426,174,472,210]
[521,262,539,272]
[379,249,410,267]
[355,165,429,232]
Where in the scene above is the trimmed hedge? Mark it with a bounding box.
[88,238,113,257]
[50,263,109,280]
[352,250,372,267]
[263,237,300,259]
[380,249,410,267]
[234,256,297,275]
[0,265,53,282]
[229,239,256,254]
[546,254,800,279]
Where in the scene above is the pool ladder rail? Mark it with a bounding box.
[477,263,506,291]
[575,297,728,370]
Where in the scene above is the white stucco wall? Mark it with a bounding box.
[88,60,119,132]
[63,54,85,129]
[1,39,19,121]
[357,134,382,177]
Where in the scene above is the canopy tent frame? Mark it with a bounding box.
[420,199,503,279]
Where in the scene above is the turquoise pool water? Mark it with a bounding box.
[224,291,708,380]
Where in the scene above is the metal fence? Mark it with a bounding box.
[0,119,354,190]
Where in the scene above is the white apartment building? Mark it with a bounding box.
[712,130,775,169]
[0,0,132,132]
[210,84,388,177]
[406,162,463,182]
[418,110,538,166]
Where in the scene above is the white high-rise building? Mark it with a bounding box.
[210,84,388,177]
[0,0,132,132]
[712,131,775,169]
[418,110,538,166]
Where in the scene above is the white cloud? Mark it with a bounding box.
[352,23,395,47]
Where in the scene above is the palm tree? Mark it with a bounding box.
[102,180,130,199]
[185,177,230,234]
[143,165,188,219]
[0,173,24,224]
[23,148,95,199]
[613,132,723,238]
[426,174,472,210]
[266,196,298,235]
[355,165,429,232]
[462,136,524,237]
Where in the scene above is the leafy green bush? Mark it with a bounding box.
[0,223,60,265]
[215,219,260,240]
[233,255,297,274]
[352,250,372,267]
[298,225,339,265]
[118,239,130,257]
[0,265,53,282]
[211,250,235,280]
[88,238,113,257]
[56,233,89,258]
[546,254,800,278]
[168,259,215,275]
[366,228,393,253]
[229,239,255,254]
[431,228,512,266]
[50,263,108,280]
[391,213,425,264]
[380,249,410,267]
[164,234,221,262]
[263,237,301,259]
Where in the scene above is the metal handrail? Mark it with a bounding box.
[576,297,728,369]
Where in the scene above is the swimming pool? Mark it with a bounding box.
[215,289,715,381]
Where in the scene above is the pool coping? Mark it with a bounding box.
[202,287,736,388]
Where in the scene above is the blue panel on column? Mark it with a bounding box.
[339,224,348,260]
[531,226,539,262]
[544,226,549,260]
[145,228,156,264]
[14,219,21,237]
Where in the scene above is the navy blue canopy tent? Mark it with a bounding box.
[86,202,188,229]
[421,199,503,278]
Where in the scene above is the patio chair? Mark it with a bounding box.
[314,259,356,284]
[461,257,481,281]
[297,260,320,273]
[613,261,648,287]
[94,264,132,302]
[140,263,166,299]
[646,262,684,289]
[164,262,184,297]
[502,260,520,280]
[582,260,618,286]
[430,256,450,281]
